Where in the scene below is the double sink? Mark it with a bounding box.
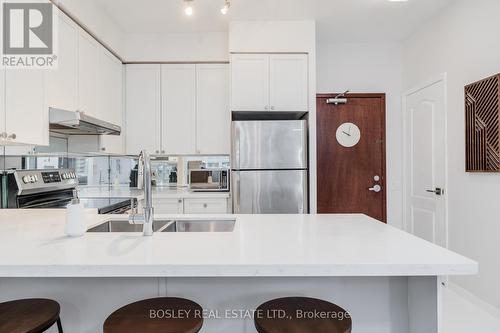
[88,219,236,233]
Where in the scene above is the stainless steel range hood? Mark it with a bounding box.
[49,108,121,136]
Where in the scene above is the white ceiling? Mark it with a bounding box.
[98,0,457,42]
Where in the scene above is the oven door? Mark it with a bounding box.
[16,189,75,209]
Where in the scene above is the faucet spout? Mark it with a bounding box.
[129,150,154,236]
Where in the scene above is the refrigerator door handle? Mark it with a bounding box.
[232,172,241,214]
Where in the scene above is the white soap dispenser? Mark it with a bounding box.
[65,194,86,237]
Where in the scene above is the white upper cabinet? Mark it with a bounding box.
[46,10,78,111]
[231,54,269,111]
[78,30,100,117]
[196,64,230,154]
[5,68,48,146]
[231,53,309,112]
[125,65,161,155]
[269,54,308,111]
[0,69,5,138]
[161,64,196,155]
[98,49,124,154]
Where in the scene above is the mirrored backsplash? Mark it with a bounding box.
[0,137,230,189]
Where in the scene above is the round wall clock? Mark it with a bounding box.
[336,122,361,148]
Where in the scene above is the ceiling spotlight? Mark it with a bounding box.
[221,0,230,15]
[184,0,194,16]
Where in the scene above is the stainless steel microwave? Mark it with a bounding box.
[189,169,230,192]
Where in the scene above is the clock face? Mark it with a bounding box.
[336,123,361,148]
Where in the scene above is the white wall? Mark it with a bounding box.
[402,0,500,310]
[317,42,403,227]
[229,20,318,212]
[54,0,125,56]
[124,32,229,62]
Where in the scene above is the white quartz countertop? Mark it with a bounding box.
[78,187,230,199]
[0,210,477,278]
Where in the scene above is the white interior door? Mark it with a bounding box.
[404,78,447,247]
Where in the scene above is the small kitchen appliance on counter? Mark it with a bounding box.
[189,169,230,192]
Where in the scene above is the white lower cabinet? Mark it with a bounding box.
[183,198,228,214]
[153,197,229,214]
[154,198,184,214]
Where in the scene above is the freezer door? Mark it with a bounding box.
[232,170,308,214]
[232,120,308,170]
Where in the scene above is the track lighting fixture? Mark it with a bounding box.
[221,0,231,15]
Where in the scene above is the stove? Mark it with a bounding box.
[1,169,135,214]
[2,169,78,209]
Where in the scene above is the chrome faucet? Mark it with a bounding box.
[129,150,154,236]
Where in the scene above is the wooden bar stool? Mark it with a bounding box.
[0,298,63,333]
[255,297,351,333]
[104,297,203,333]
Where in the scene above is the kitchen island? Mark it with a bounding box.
[0,210,477,333]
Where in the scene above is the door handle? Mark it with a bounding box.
[426,188,444,196]
[368,185,382,193]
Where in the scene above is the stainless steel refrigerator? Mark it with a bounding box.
[232,120,309,214]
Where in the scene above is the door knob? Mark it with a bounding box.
[369,185,382,193]
[426,188,444,196]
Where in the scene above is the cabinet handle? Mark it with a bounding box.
[203,203,208,208]
[101,147,106,151]
[178,199,182,204]
[271,106,275,110]
[0,132,7,139]
[161,150,165,154]
[155,150,159,154]
[7,133,16,140]
[264,106,269,111]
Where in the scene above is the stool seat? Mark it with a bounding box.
[0,298,63,333]
[104,297,203,333]
[255,297,352,333]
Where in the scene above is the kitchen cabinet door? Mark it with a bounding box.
[78,29,100,117]
[46,9,78,111]
[153,198,184,214]
[125,65,161,155]
[196,64,230,154]
[183,198,228,214]
[161,64,196,155]
[269,54,308,112]
[0,68,5,141]
[231,54,270,111]
[98,49,124,154]
[5,68,48,146]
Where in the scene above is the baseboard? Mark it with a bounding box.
[448,282,500,320]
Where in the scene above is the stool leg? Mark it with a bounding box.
[56,317,63,333]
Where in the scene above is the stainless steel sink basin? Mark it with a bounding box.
[88,219,235,233]
[167,219,235,233]
[87,220,172,233]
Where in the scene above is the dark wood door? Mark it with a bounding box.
[317,93,387,222]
